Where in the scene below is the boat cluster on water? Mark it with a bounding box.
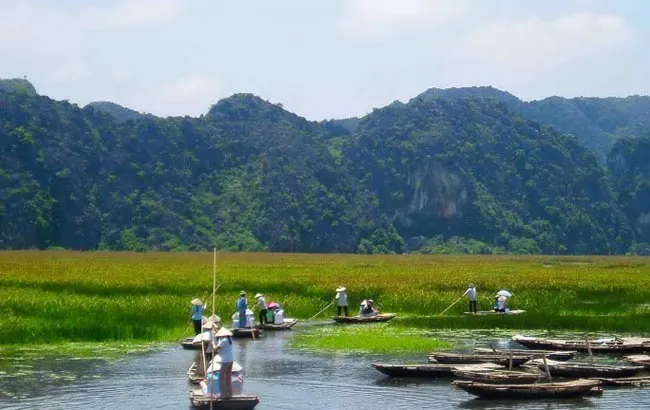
[373,334,650,400]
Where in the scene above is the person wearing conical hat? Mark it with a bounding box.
[236,291,248,328]
[463,283,478,314]
[212,326,234,398]
[190,298,205,335]
[254,293,267,325]
[335,286,348,317]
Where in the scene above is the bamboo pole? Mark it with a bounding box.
[439,296,464,316]
[212,248,217,316]
[586,337,594,365]
[308,300,335,321]
[542,354,552,382]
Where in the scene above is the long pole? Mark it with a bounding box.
[212,248,216,316]
[438,296,464,316]
[308,300,335,321]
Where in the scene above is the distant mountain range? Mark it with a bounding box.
[1,78,649,254]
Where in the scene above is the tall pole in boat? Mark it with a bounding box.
[212,247,217,316]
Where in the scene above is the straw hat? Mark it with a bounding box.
[254,293,264,299]
[367,299,374,304]
[191,298,203,306]
[215,327,233,337]
[468,283,475,288]
[239,291,246,296]
[336,286,346,292]
[497,295,507,302]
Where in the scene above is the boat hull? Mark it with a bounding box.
[190,391,259,410]
[256,319,298,330]
[529,360,644,378]
[474,348,576,361]
[464,310,526,316]
[232,328,261,339]
[453,379,602,399]
[332,313,396,323]
[513,335,650,353]
[428,353,530,367]
[452,369,542,384]
[373,363,500,378]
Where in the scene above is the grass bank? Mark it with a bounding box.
[1,251,650,345]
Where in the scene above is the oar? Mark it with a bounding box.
[308,300,335,321]
[438,296,464,316]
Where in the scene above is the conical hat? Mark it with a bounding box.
[191,298,203,306]
[254,293,264,299]
[215,327,233,337]
[336,286,346,292]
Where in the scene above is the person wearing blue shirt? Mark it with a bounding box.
[236,291,248,328]
[190,298,204,335]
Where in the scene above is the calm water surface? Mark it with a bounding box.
[1,325,650,409]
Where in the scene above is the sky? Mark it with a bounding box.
[1,0,649,120]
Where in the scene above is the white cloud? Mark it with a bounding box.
[157,75,220,116]
[454,12,634,75]
[341,0,470,39]
[86,0,187,30]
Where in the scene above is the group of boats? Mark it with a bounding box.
[374,334,650,400]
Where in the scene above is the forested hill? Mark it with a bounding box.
[1,80,649,254]
[415,86,650,161]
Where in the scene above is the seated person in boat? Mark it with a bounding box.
[493,295,507,312]
[199,355,244,397]
[273,304,286,325]
[359,299,377,318]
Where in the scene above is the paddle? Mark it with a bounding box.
[438,296,464,316]
[308,300,335,321]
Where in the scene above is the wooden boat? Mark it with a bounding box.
[428,352,530,367]
[474,348,576,361]
[372,362,500,378]
[527,358,644,378]
[623,354,650,369]
[256,319,298,330]
[181,337,204,350]
[452,379,602,399]
[186,360,244,385]
[513,335,650,353]
[232,328,261,339]
[332,313,396,323]
[189,388,259,409]
[464,309,526,316]
[453,369,543,384]
[591,376,650,386]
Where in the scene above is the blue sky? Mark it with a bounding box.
[1,0,648,120]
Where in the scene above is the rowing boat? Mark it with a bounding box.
[181,337,204,350]
[189,387,259,409]
[527,358,644,378]
[372,362,500,378]
[452,379,602,399]
[513,335,650,353]
[464,310,526,316]
[623,354,650,369]
[232,328,261,339]
[256,319,298,330]
[452,369,543,384]
[474,348,576,361]
[591,376,650,386]
[332,313,396,323]
[428,352,530,367]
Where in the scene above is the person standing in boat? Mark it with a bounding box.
[254,293,267,325]
[463,284,478,313]
[190,298,205,335]
[335,286,348,317]
[236,291,248,328]
[212,327,234,398]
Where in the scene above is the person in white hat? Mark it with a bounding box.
[254,293,267,325]
[494,295,507,313]
[190,298,205,335]
[335,286,348,317]
[463,284,477,313]
[211,326,234,398]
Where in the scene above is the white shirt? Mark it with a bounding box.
[216,337,233,363]
[257,297,267,309]
[463,287,477,301]
[335,292,348,306]
[273,309,285,324]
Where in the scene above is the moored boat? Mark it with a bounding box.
[189,388,259,410]
[591,376,650,386]
[527,358,644,378]
[513,335,650,353]
[372,362,500,378]
[452,379,602,399]
[332,313,396,323]
[256,319,298,330]
[623,354,650,369]
[452,369,543,384]
[464,309,526,316]
[474,348,576,361]
[428,352,530,367]
[181,337,205,350]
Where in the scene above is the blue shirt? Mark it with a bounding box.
[217,337,233,363]
[237,296,247,312]
[191,305,204,320]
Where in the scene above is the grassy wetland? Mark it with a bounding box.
[1,251,650,352]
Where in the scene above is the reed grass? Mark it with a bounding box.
[1,251,650,345]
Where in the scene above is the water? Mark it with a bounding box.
[2,326,650,409]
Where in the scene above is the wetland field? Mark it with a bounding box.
[1,251,650,350]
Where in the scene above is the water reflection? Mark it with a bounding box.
[1,328,648,409]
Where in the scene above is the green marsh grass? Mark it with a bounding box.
[1,252,650,346]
